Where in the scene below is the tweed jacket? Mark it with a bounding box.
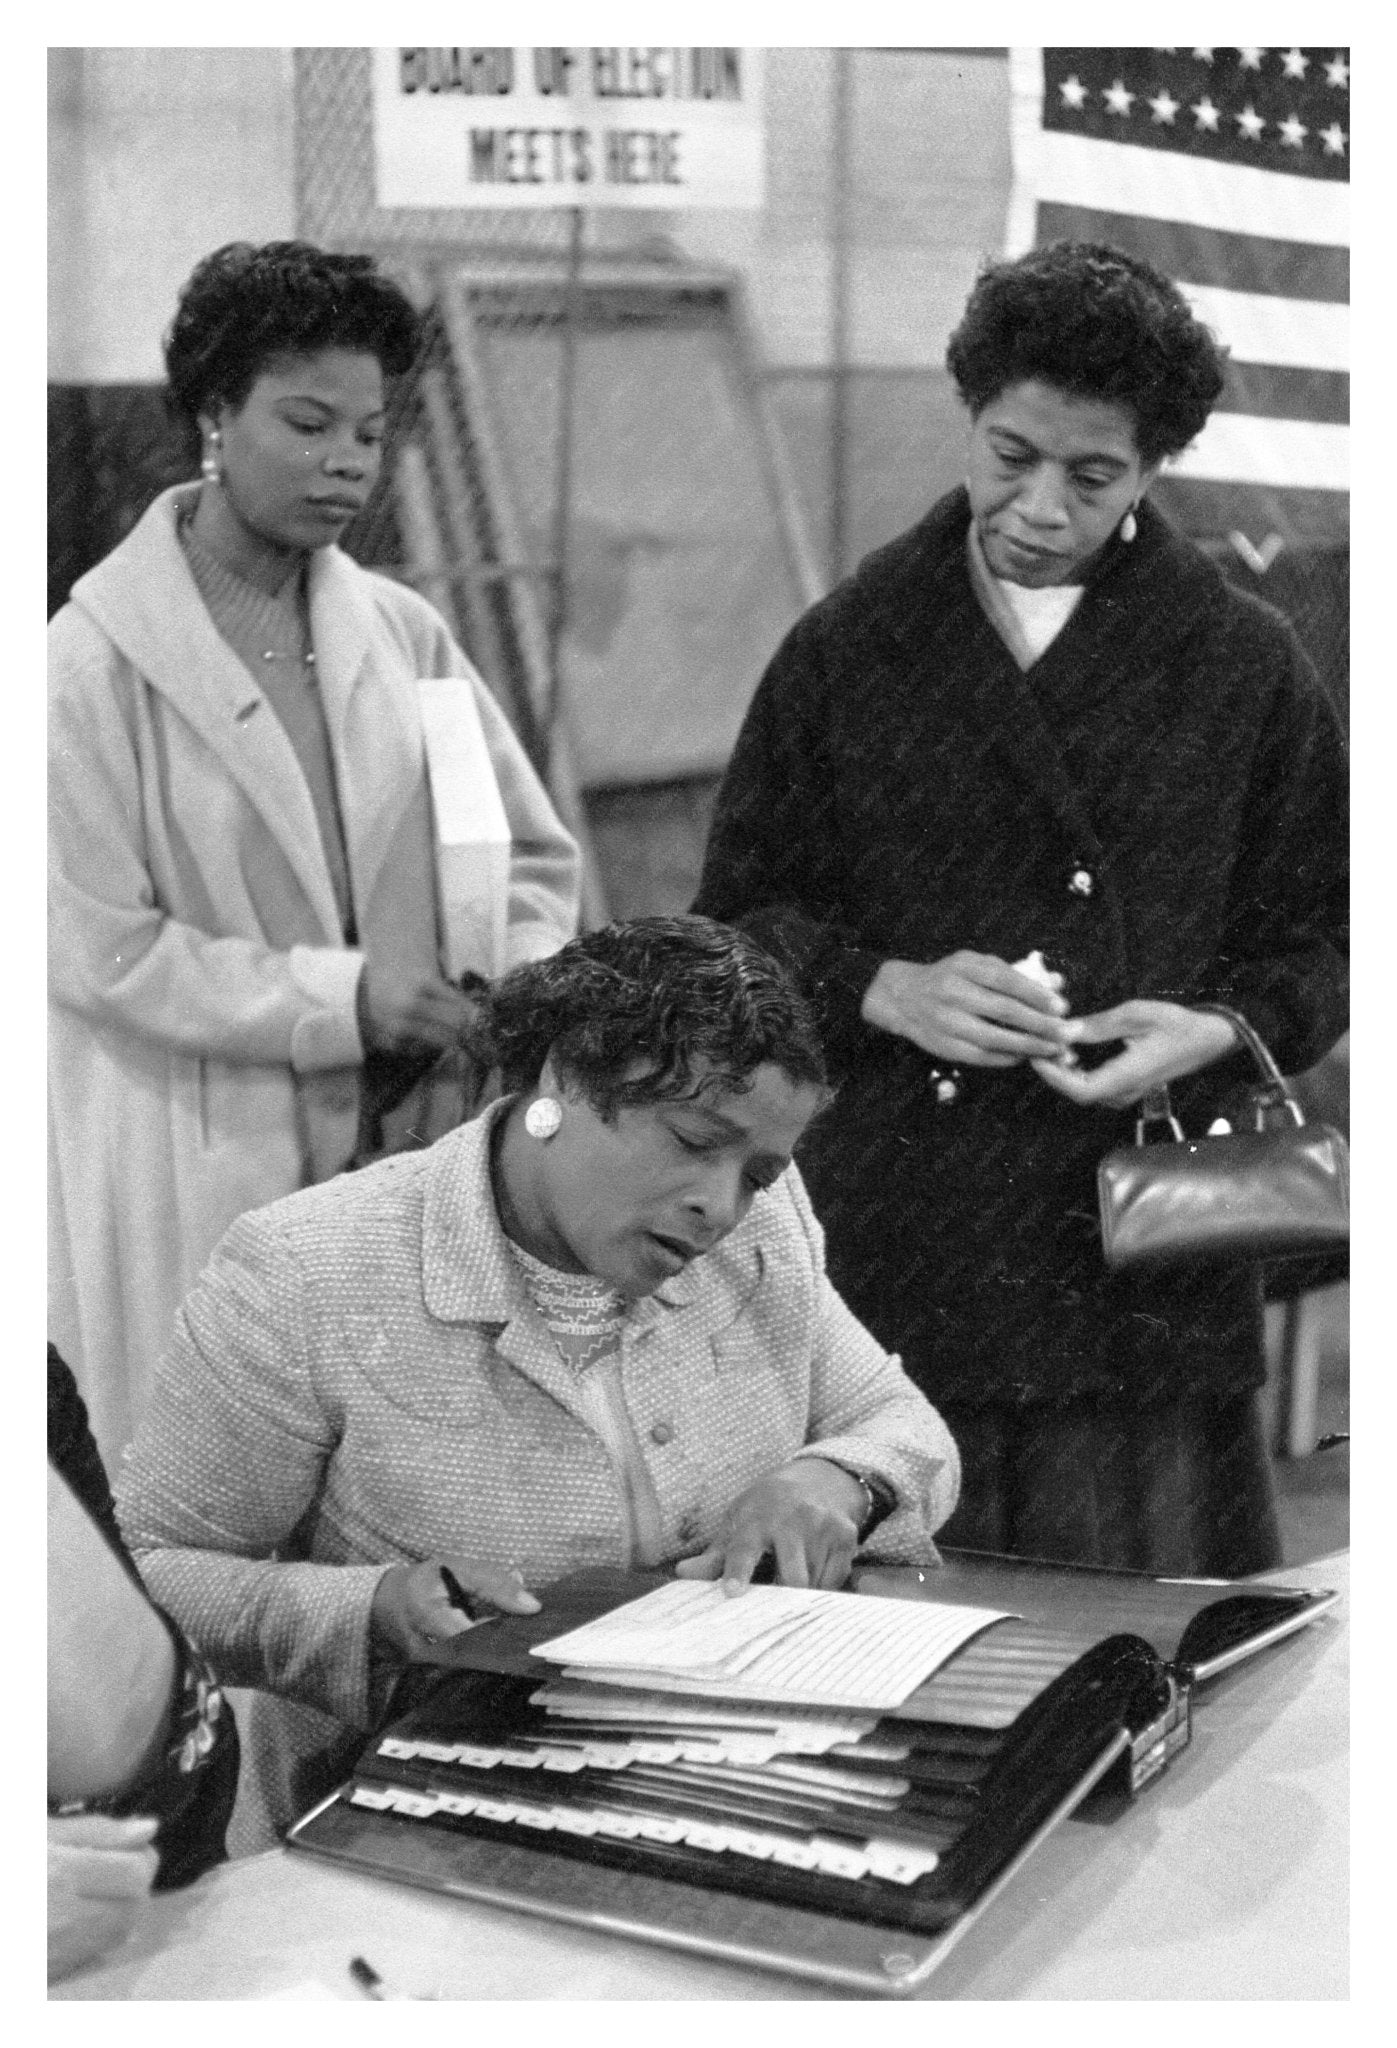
[49,485,580,1465]
[117,1104,960,1843]
[695,488,1348,1409]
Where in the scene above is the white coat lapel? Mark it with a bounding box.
[308,546,426,926]
[72,489,343,940]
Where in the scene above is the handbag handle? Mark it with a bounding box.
[1191,1002,1307,1128]
[1190,1002,1284,1086]
[1136,1003,1307,1141]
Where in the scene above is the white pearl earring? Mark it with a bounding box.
[1120,505,1138,543]
[201,429,223,486]
[524,1097,562,1140]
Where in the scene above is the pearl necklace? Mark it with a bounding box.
[179,496,317,681]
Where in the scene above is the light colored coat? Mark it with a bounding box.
[50,486,580,1465]
[117,1105,961,1846]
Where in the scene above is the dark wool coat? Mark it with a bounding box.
[694,487,1348,1413]
[48,1346,239,1888]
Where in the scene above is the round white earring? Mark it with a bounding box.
[524,1096,562,1140]
[200,429,223,485]
[1120,505,1139,543]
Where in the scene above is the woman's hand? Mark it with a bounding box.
[370,1557,541,1665]
[673,1459,870,1595]
[356,963,480,1057]
[1030,1000,1239,1111]
[861,954,1075,1066]
[48,1813,159,1982]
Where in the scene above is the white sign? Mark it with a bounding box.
[372,47,765,209]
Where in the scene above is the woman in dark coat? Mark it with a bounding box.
[694,242,1347,1577]
[49,1344,239,1977]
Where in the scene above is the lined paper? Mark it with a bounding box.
[530,1579,1010,1711]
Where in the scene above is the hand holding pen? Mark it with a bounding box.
[368,1554,541,1663]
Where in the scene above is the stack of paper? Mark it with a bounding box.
[532,1685,882,1756]
[529,1578,1010,1712]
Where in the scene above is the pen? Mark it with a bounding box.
[440,1564,499,1626]
[349,1953,408,2001]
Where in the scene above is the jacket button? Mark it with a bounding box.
[650,1420,674,1446]
[1068,867,1095,898]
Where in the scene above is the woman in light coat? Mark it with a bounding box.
[49,242,580,1465]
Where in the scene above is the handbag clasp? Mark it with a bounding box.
[1135,1087,1186,1146]
[1251,1080,1306,1133]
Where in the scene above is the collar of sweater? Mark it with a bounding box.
[178,512,312,658]
[844,484,1229,658]
[964,518,1085,670]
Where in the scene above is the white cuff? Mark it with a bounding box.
[287,946,366,1072]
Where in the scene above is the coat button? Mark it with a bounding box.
[650,1420,674,1446]
[1068,867,1095,897]
[928,1067,960,1105]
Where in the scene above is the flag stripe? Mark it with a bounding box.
[1172,414,1347,491]
[1152,477,1348,547]
[1021,127,1349,245]
[1034,201,1349,303]
[1217,362,1349,425]
[1178,283,1348,371]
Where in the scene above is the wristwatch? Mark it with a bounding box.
[829,1463,896,1539]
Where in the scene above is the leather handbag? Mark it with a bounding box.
[1097,1005,1350,1270]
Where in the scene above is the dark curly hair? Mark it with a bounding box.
[163,241,420,424]
[946,241,1227,465]
[487,916,829,1119]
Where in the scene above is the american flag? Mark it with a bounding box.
[1006,48,1349,552]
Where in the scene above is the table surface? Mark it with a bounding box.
[52,1553,1348,2002]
